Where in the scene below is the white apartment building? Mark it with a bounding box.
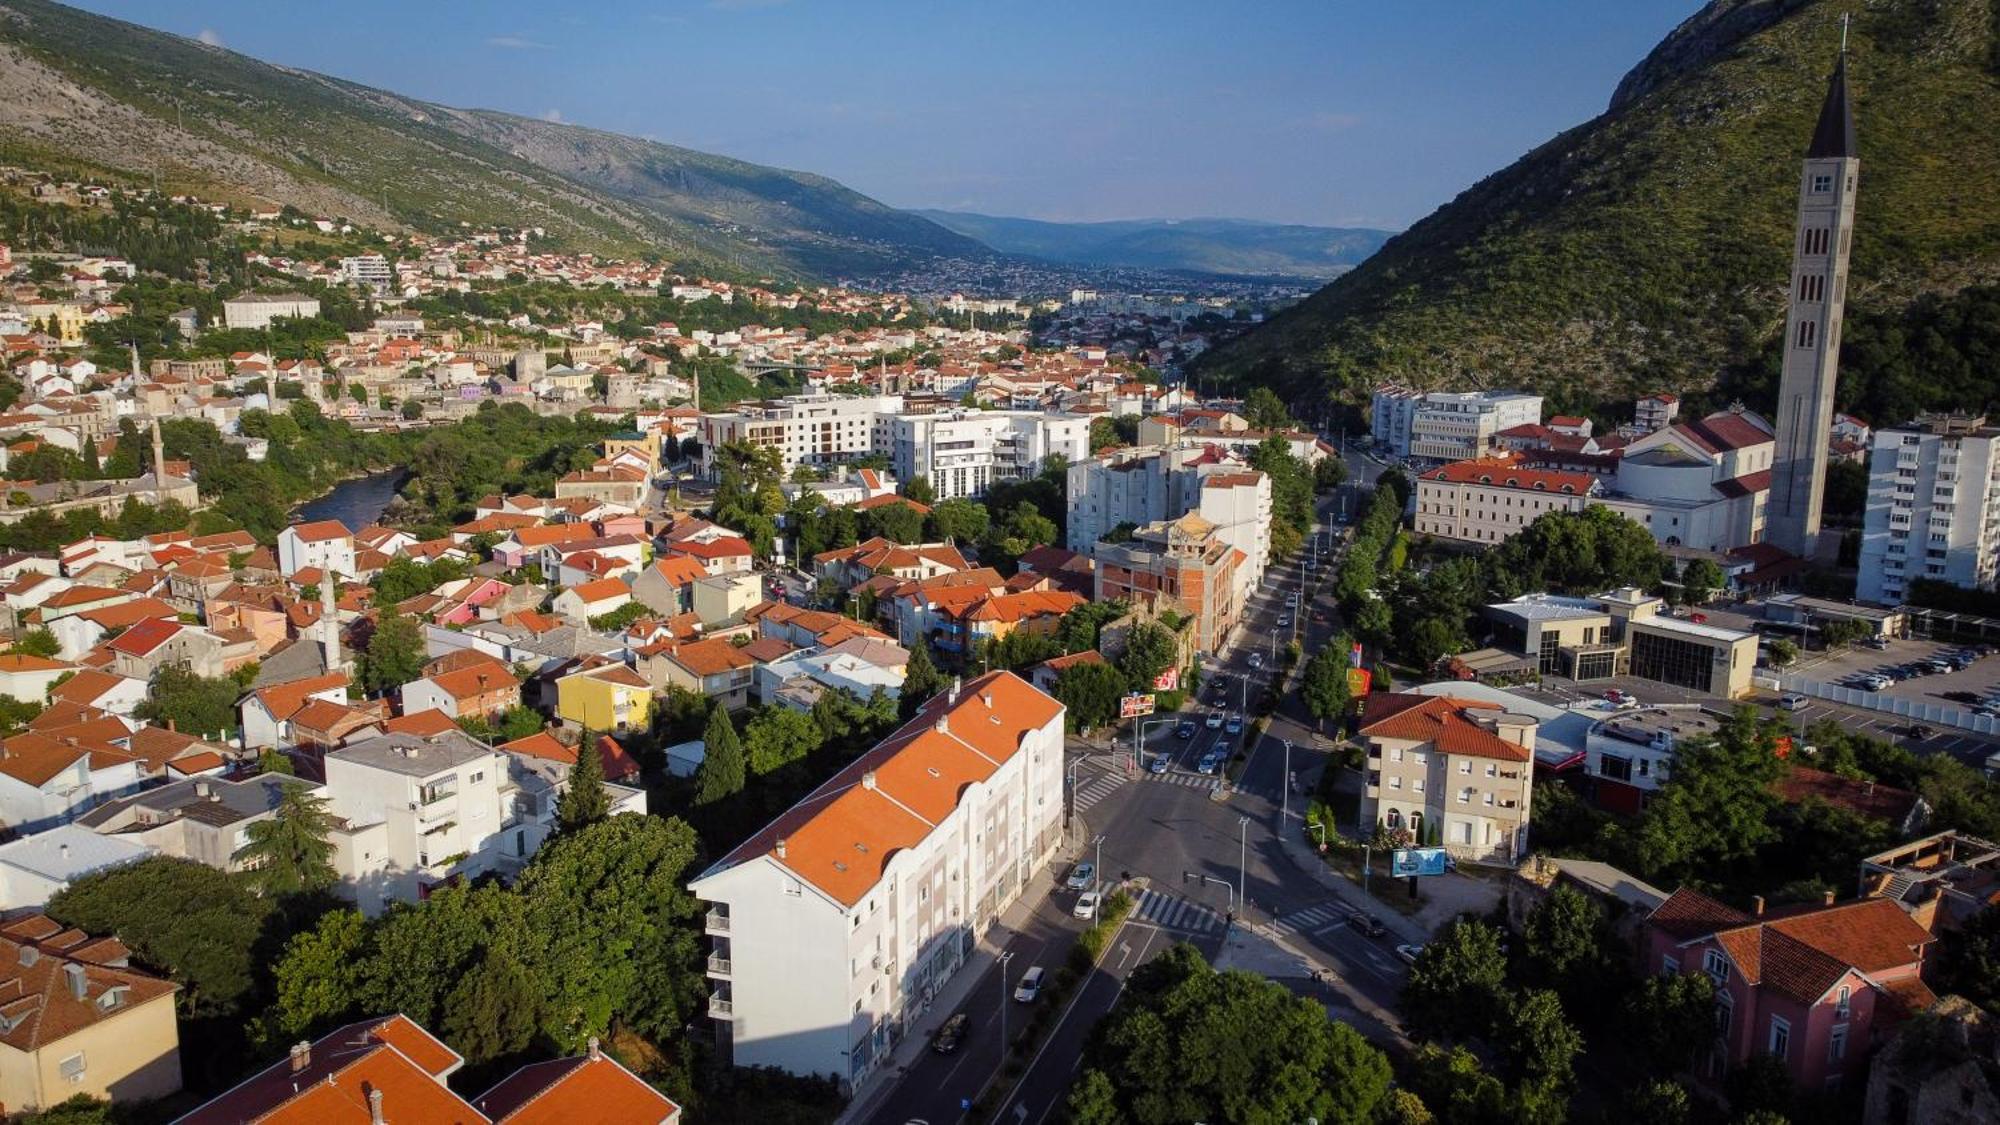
[1198,471,1272,602]
[699,394,904,475]
[890,411,1090,501]
[1857,414,2000,606]
[1413,460,1600,545]
[276,520,357,579]
[340,255,393,292]
[1371,386,1543,461]
[220,293,321,331]
[320,730,519,916]
[689,672,1066,1089]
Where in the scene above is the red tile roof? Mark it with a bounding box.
[287,519,352,544]
[1357,693,1533,762]
[1420,459,1595,496]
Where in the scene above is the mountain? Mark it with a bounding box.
[0,0,987,278]
[915,211,1393,279]
[1194,0,2000,419]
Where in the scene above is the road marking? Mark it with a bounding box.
[1071,772,1126,812]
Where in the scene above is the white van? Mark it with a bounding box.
[1779,694,1808,711]
[1014,966,1046,1003]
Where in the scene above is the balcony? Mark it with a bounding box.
[708,993,734,1019]
[705,910,731,934]
[707,954,733,977]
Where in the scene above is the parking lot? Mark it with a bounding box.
[1792,637,2000,711]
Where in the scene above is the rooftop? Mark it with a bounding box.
[331,730,496,778]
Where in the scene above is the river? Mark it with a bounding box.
[293,470,410,531]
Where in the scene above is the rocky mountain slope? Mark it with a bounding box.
[914,211,1393,279]
[0,0,988,278]
[1194,0,2000,419]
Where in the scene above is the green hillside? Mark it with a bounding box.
[914,211,1393,279]
[1195,0,2000,422]
[0,0,986,278]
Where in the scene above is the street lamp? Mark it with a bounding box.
[1280,740,1293,825]
[1237,816,1250,924]
[997,950,1014,1057]
[1093,834,1105,894]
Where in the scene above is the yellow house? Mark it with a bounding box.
[555,658,654,733]
[21,303,87,346]
[0,915,182,1112]
[601,430,662,473]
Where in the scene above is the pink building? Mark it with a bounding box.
[1642,888,1936,1095]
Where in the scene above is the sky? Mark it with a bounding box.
[72,0,1697,232]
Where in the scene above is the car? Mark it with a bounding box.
[1013,966,1046,1003]
[1197,751,1223,775]
[1205,711,1225,730]
[1945,691,1983,705]
[1929,660,1957,675]
[1863,675,1894,691]
[1345,911,1388,938]
[1176,720,1198,740]
[1394,943,1425,965]
[1908,724,1938,741]
[1865,636,1893,650]
[1277,615,1292,628]
[1073,891,1102,919]
[1064,862,1095,891]
[934,1012,970,1054]
[1779,693,1809,711]
[1225,714,1243,734]
[1248,652,1266,669]
[1148,753,1170,774]
[1312,610,1330,623]
[1603,689,1635,706]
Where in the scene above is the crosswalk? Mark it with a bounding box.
[1149,772,1224,793]
[1071,769,1223,813]
[1128,887,1226,933]
[1271,901,1353,937]
[1071,771,1127,812]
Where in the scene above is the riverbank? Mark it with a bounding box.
[292,469,410,532]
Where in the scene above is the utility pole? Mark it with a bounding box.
[997,950,1014,1056]
[1280,740,1292,826]
[1237,816,1250,925]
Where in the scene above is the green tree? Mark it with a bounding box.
[1404,1044,1509,1125]
[1935,903,2000,1015]
[357,609,424,695]
[1402,918,1509,1042]
[1725,1054,1795,1119]
[861,499,926,544]
[440,950,544,1067]
[237,782,338,897]
[1500,988,1583,1088]
[1053,660,1128,734]
[136,663,244,740]
[902,475,936,505]
[1624,970,1714,1074]
[1115,622,1178,692]
[1520,884,1618,1004]
[1767,638,1799,667]
[927,497,990,544]
[554,739,610,834]
[1244,386,1294,431]
[12,627,59,658]
[1629,1079,1692,1125]
[1300,642,1353,726]
[47,858,272,1019]
[258,748,296,775]
[899,642,950,720]
[263,908,369,1044]
[1631,709,1787,884]
[1350,597,1393,647]
[694,706,746,805]
[1678,558,1726,604]
[12,1094,116,1125]
[744,706,822,775]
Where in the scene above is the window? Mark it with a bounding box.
[1704,949,1730,985]
[469,771,484,785]
[1811,173,1833,193]
[1836,984,1851,1019]
[1412,752,1428,765]
[1714,990,1733,1034]
[1389,777,1402,790]
[1485,764,1497,778]
[1795,319,1818,349]
[1413,778,1425,793]
[1662,954,1680,975]
[1768,1015,1790,1060]
[1458,787,1473,804]
[58,1052,84,1083]
[1828,1022,1848,1063]
[1389,747,1404,762]
[1458,761,1471,775]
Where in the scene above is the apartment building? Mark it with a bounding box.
[320,730,519,916]
[1358,693,1535,864]
[0,915,181,1113]
[1370,386,1543,461]
[276,520,357,579]
[699,394,905,474]
[1093,512,1244,654]
[689,672,1065,1089]
[889,410,1091,501]
[1413,460,1600,546]
[220,293,320,331]
[1856,414,2000,606]
[74,774,291,875]
[1065,449,1272,594]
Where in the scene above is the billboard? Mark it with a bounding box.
[1391,847,1453,878]
[1346,667,1373,698]
[1153,666,1181,692]
[1119,693,1156,719]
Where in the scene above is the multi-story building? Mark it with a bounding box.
[0,914,181,1113]
[1358,693,1535,864]
[689,672,1064,1090]
[1856,414,2000,606]
[276,520,357,579]
[1634,393,1680,434]
[1597,407,1775,552]
[699,394,904,475]
[1066,449,1272,598]
[1413,460,1600,545]
[1093,511,1244,655]
[1483,588,1758,698]
[890,410,1091,501]
[1370,387,1543,461]
[220,293,321,331]
[75,774,292,875]
[320,730,520,916]
[1582,704,1722,812]
[340,254,393,292]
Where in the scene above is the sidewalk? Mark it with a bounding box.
[835,822,1088,1125]
[1271,820,1435,947]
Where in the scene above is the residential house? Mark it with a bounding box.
[0,654,77,702]
[692,573,763,628]
[660,526,754,577]
[276,520,357,579]
[0,914,181,1113]
[630,555,712,616]
[553,658,653,732]
[238,672,353,750]
[812,538,969,594]
[399,653,522,722]
[1358,693,1536,864]
[320,730,519,915]
[0,824,152,909]
[551,577,633,623]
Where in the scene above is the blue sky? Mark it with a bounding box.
[73,0,1696,230]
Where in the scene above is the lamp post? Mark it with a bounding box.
[1280,740,1293,825]
[997,950,1014,1058]
[1237,816,1250,923]
[1093,834,1105,894]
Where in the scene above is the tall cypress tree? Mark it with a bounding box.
[555,735,610,833]
[900,642,949,721]
[694,706,745,806]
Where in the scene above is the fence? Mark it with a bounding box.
[1778,673,1999,737]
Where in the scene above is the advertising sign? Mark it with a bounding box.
[1391,847,1454,879]
[1119,693,1156,719]
[1152,666,1181,692]
[1346,667,1373,698]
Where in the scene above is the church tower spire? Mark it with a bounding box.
[1766,51,1860,558]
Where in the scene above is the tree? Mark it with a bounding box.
[1935,903,2000,1015]
[554,740,610,833]
[1631,709,1787,884]
[238,782,338,897]
[263,908,369,1044]
[13,1094,118,1124]
[899,643,949,720]
[1499,988,1583,1087]
[1402,918,1509,1041]
[1244,386,1294,431]
[357,609,424,695]
[1520,885,1618,1003]
[136,663,243,739]
[12,627,58,658]
[1053,660,1128,734]
[1404,1044,1509,1125]
[47,857,273,1020]
[861,499,925,544]
[744,706,822,775]
[1115,622,1178,692]
[927,497,990,544]
[902,475,936,505]
[1300,642,1353,726]
[1725,1054,1795,1119]
[1350,597,1393,646]
[1628,1079,1692,1125]
[694,706,746,805]
[1624,970,1714,1074]
[1767,638,1799,667]
[1313,455,1347,493]
[1679,558,1726,605]
[440,950,544,1067]
[258,748,296,775]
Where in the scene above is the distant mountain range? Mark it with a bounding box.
[1195,0,2000,417]
[915,211,1394,279]
[0,0,987,279]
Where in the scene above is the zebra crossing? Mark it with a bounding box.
[1271,901,1354,937]
[1149,772,1224,793]
[1071,771,1127,812]
[1128,887,1227,933]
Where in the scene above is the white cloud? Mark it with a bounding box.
[195,28,224,47]
[541,109,564,123]
[485,34,550,50]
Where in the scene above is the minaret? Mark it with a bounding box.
[319,571,341,670]
[150,417,167,504]
[1766,49,1858,558]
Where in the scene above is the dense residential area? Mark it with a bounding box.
[0,2,1994,1124]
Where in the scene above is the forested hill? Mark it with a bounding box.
[914,211,1393,279]
[0,0,987,278]
[1194,0,2000,422]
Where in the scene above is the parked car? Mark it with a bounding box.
[1148,753,1170,774]
[1908,724,1937,741]
[1206,711,1225,730]
[1074,891,1102,919]
[1603,689,1636,706]
[1248,652,1266,669]
[1394,943,1425,966]
[934,1012,970,1054]
[1065,862,1095,891]
[1865,636,1893,650]
[1779,694,1808,711]
[1346,911,1388,938]
[1014,966,1046,1003]
[1277,615,1292,628]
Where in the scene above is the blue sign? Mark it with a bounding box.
[1391,847,1453,878]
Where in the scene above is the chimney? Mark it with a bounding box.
[194,781,209,799]
[368,1088,385,1125]
[861,770,877,791]
[290,1041,311,1073]
[63,962,86,1001]
[775,838,787,860]
[981,690,993,708]
[588,1036,602,1061]
[166,718,176,732]
[1824,889,1837,906]
[949,676,961,704]
[1752,895,1766,916]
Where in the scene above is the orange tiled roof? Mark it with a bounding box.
[476,1051,681,1124]
[287,519,352,544]
[1357,693,1532,762]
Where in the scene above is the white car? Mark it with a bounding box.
[1013,966,1046,1003]
[1073,891,1102,920]
[1779,693,1808,711]
[1248,652,1266,669]
[1394,943,1424,966]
